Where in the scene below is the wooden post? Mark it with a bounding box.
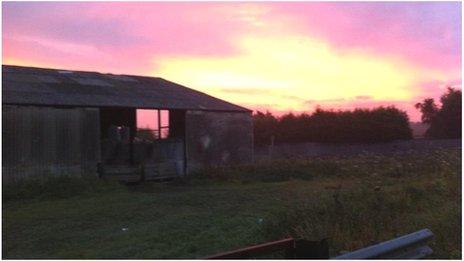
[129,109,136,165]
[157,110,161,139]
[268,135,275,160]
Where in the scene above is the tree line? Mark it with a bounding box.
[253,106,412,146]
[253,88,461,146]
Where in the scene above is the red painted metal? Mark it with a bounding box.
[206,237,295,259]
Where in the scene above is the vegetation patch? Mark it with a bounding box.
[253,106,413,145]
[197,149,460,183]
[3,149,461,259]
[3,175,125,201]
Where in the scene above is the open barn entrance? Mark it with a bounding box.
[136,109,170,139]
[100,107,136,165]
[99,108,186,180]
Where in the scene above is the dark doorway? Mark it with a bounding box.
[100,107,136,165]
[99,107,187,179]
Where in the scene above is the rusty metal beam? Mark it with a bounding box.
[206,238,295,259]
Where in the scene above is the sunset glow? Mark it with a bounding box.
[3,2,461,121]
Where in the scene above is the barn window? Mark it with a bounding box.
[136,109,169,140]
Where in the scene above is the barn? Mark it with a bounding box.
[2,65,253,183]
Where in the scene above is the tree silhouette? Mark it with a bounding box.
[253,111,278,146]
[415,98,438,124]
[253,106,412,145]
[416,87,462,138]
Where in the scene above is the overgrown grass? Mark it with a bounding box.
[197,149,459,183]
[3,149,461,259]
[262,181,460,258]
[3,175,124,201]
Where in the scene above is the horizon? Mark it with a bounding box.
[3,2,462,123]
[1,62,436,124]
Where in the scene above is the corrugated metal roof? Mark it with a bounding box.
[2,65,251,112]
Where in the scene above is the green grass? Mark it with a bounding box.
[3,149,461,259]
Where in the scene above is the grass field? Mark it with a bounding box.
[3,148,461,259]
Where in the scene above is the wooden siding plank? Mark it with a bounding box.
[80,108,100,177]
[3,105,101,183]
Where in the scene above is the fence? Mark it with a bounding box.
[333,229,434,259]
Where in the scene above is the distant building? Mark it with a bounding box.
[2,65,253,183]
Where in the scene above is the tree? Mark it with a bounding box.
[253,111,278,146]
[416,87,462,139]
[415,98,438,124]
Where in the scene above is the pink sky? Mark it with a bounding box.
[2,2,462,122]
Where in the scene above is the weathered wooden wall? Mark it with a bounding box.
[134,139,185,178]
[185,111,253,172]
[2,105,101,183]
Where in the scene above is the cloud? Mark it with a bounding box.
[3,2,258,59]
[263,2,461,73]
[305,98,346,105]
[2,2,461,122]
[3,3,146,48]
[355,95,373,100]
[279,95,306,102]
[220,88,269,94]
[4,2,460,76]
